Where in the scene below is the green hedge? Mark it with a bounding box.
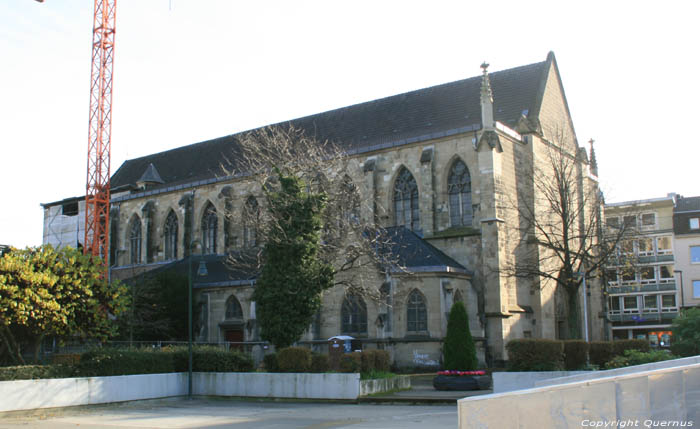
[563,340,589,370]
[589,341,614,368]
[605,350,676,369]
[506,339,564,371]
[311,353,329,373]
[339,352,362,373]
[75,346,253,377]
[0,364,75,381]
[277,347,312,373]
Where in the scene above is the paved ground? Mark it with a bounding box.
[0,398,457,429]
[0,375,489,429]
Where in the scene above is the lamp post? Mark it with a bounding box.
[187,240,207,399]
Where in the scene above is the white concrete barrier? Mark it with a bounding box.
[0,372,409,412]
[193,372,361,400]
[0,373,186,412]
[458,363,700,428]
[492,371,588,393]
[534,355,700,388]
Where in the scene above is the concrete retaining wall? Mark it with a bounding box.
[0,373,186,412]
[534,355,700,388]
[359,375,410,396]
[492,371,588,393]
[193,372,361,400]
[459,363,700,428]
[0,372,409,412]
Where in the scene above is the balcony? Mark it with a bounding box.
[637,254,674,264]
[608,310,678,323]
[607,281,676,294]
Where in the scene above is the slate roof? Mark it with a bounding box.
[381,226,470,274]
[675,196,700,213]
[111,56,552,192]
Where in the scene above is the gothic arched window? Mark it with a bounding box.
[407,289,427,332]
[341,294,367,335]
[394,167,420,231]
[129,215,142,264]
[201,203,218,254]
[164,210,178,260]
[225,295,243,320]
[448,159,473,227]
[243,196,259,248]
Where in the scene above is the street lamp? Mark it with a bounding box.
[187,240,207,399]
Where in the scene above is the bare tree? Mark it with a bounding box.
[221,126,403,302]
[501,129,635,339]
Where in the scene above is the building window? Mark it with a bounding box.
[623,296,638,312]
[690,218,700,230]
[225,295,243,319]
[201,203,217,254]
[661,294,676,310]
[691,246,700,263]
[164,210,178,260]
[606,217,620,229]
[394,167,420,231]
[605,268,618,285]
[619,240,634,255]
[640,266,655,284]
[637,238,654,256]
[129,215,142,264]
[643,295,658,312]
[641,213,655,227]
[693,280,700,298]
[447,159,472,227]
[623,215,637,229]
[659,265,674,282]
[242,196,259,248]
[656,236,672,255]
[609,296,621,313]
[406,289,427,332]
[341,294,367,335]
[621,269,636,284]
[62,201,79,216]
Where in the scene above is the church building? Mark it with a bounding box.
[43,52,604,367]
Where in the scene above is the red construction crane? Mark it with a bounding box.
[35,0,116,262]
[84,0,116,263]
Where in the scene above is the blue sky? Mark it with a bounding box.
[1,0,699,248]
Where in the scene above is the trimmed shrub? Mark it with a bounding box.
[443,301,478,370]
[612,339,650,357]
[605,350,676,369]
[263,353,279,372]
[76,348,174,377]
[563,340,589,370]
[0,364,75,381]
[339,352,362,373]
[374,350,390,372]
[51,354,81,365]
[671,307,700,357]
[506,339,564,371]
[310,353,329,373]
[188,347,254,372]
[589,341,614,368]
[276,347,312,373]
[360,350,376,373]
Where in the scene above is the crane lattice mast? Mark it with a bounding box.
[84,0,116,262]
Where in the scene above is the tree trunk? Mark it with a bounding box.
[567,288,581,340]
[0,325,25,365]
[31,333,45,364]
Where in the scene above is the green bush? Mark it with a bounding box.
[311,353,329,373]
[588,341,614,368]
[374,350,391,372]
[186,347,254,372]
[605,349,676,369]
[563,340,589,370]
[339,352,362,373]
[0,364,75,381]
[276,347,312,373]
[263,353,279,372]
[76,348,174,377]
[506,339,564,371]
[443,301,478,370]
[671,307,700,357]
[360,350,376,373]
[612,339,650,356]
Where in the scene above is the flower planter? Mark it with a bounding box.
[433,370,491,391]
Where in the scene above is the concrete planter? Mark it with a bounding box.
[360,375,410,396]
[433,375,491,391]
